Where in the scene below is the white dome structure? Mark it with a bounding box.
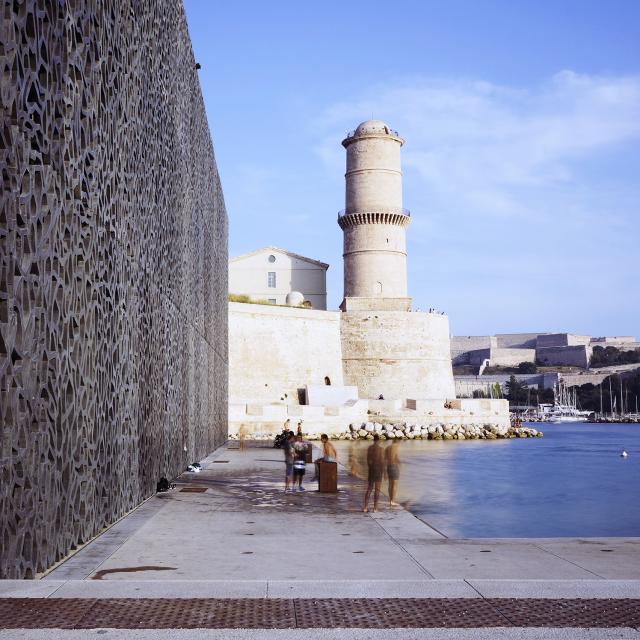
[286,291,305,306]
[354,119,391,136]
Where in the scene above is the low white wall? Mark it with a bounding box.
[229,302,343,403]
[490,348,536,366]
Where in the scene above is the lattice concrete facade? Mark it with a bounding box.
[0,0,228,578]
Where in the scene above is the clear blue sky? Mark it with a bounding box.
[184,0,639,337]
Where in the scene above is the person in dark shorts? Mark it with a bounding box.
[292,434,307,491]
[385,438,401,506]
[363,434,385,512]
[283,431,295,492]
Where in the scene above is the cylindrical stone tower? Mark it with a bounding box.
[338,120,411,311]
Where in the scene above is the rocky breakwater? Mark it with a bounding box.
[329,421,542,441]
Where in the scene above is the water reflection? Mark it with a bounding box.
[334,423,640,538]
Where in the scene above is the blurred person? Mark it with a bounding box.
[347,441,361,477]
[385,438,401,506]
[363,434,385,512]
[238,423,248,451]
[283,431,295,492]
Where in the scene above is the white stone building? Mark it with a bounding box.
[229,246,328,310]
[227,120,509,435]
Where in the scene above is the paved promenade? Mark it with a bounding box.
[1,442,639,638]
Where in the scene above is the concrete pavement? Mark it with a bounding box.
[1,442,639,637]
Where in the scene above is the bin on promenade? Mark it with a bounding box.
[318,461,338,493]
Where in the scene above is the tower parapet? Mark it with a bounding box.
[339,120,411,311]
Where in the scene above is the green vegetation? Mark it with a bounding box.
[483,361,538,375]
[574,371,640,412]
[228,293,276,306]
[590,345,640,368]
[472,382,504,399]
[505,375,554,406]
[228,293,311,309]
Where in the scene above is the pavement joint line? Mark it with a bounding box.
[413,514,449,539]
[332,455,439,577]
[530,542,606,579]
[368,515,435,578]
[463,578,487,599]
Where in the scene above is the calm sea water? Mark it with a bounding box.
[333,423,640,538]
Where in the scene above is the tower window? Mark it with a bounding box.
[324,376,331,386]
[268,254,276,263]
[268,272,276,288]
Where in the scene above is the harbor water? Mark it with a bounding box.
[333,422,640,538]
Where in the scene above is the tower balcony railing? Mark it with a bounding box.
[338,208,410,218]
[345,128,400,139]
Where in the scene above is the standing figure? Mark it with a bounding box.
[363,434,385,512]
[385,438,401,506]
[274,419,291,448]
[292,434,307,491]
[283,432,295,492]
[238,423,248,451]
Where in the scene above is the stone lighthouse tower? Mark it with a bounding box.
[338,120,411,311]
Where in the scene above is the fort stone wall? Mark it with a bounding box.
[341,311,456,400]
[229,302,344,404]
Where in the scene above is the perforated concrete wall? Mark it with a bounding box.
[0,0,228,578]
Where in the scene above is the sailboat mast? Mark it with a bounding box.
[600,383,603,416]
[609,377,614,416]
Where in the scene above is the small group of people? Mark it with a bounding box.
[275,420,401,510]
[362,434,400,513]
[279,420,337,492]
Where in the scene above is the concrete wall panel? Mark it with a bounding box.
[0,0,228,578]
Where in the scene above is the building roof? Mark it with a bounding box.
[230,246,329,269]
[355,119,391,136]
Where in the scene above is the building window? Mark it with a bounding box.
[268,272,276,288]
[268,254,276,263]
[268,298,276,304]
